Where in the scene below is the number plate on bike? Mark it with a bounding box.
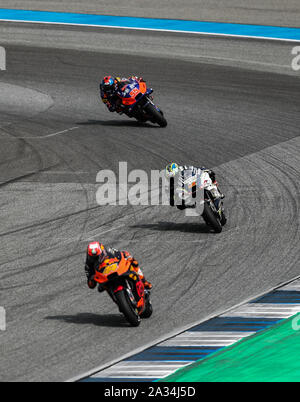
[130,88,140,97]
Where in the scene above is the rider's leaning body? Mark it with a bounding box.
[85,242,152,291]
[99,75,145,113]
[165,162,224,209]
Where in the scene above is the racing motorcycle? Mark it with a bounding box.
[117,78,167,127]
[93,253,153,327]
[170,170,227,233]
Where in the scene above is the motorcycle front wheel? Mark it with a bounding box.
[115,289,141,327]
[144,103,167,127]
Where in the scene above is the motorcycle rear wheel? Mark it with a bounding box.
[115,289,141,327]
[202,202,223,233]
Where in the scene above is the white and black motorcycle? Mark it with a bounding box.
[169,169,227,233]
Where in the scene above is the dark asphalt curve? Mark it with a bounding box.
[0,44,299,381]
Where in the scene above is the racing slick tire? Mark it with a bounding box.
[144,103,167,127]
[220,210,227,226]
[115,290,141,327]
[202,202,223,233]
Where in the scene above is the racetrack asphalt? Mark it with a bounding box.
[0,26,299,381]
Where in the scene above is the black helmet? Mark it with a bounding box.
[100,75,116,96]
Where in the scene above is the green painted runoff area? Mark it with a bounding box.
[161,314,300,382]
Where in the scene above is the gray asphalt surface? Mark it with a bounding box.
[0,23,299,77]
[1,0,300,27]
[0,25,300,381]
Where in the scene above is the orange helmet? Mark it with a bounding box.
[87,242,105,257]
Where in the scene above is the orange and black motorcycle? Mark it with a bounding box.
[94,253,153,327]
[117,77,167,127]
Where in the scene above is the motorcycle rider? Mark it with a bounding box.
[165,162,224,209]
[85,242,152,291]
[100,75,145,114]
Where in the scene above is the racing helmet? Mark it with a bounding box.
[87,242,105,261]
[165,162,179,178]
[100,76,116,96]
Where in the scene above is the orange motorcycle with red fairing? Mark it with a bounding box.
[94,253,152,326]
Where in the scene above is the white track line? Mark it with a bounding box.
[91,362,192,379]
[221,303,300,318]
[1,19,300,43]
[20,126,79,139]
[160,331,254,347]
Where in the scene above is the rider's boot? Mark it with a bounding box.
[87,277,97,289]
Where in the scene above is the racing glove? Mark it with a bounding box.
[85,264,97,289]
